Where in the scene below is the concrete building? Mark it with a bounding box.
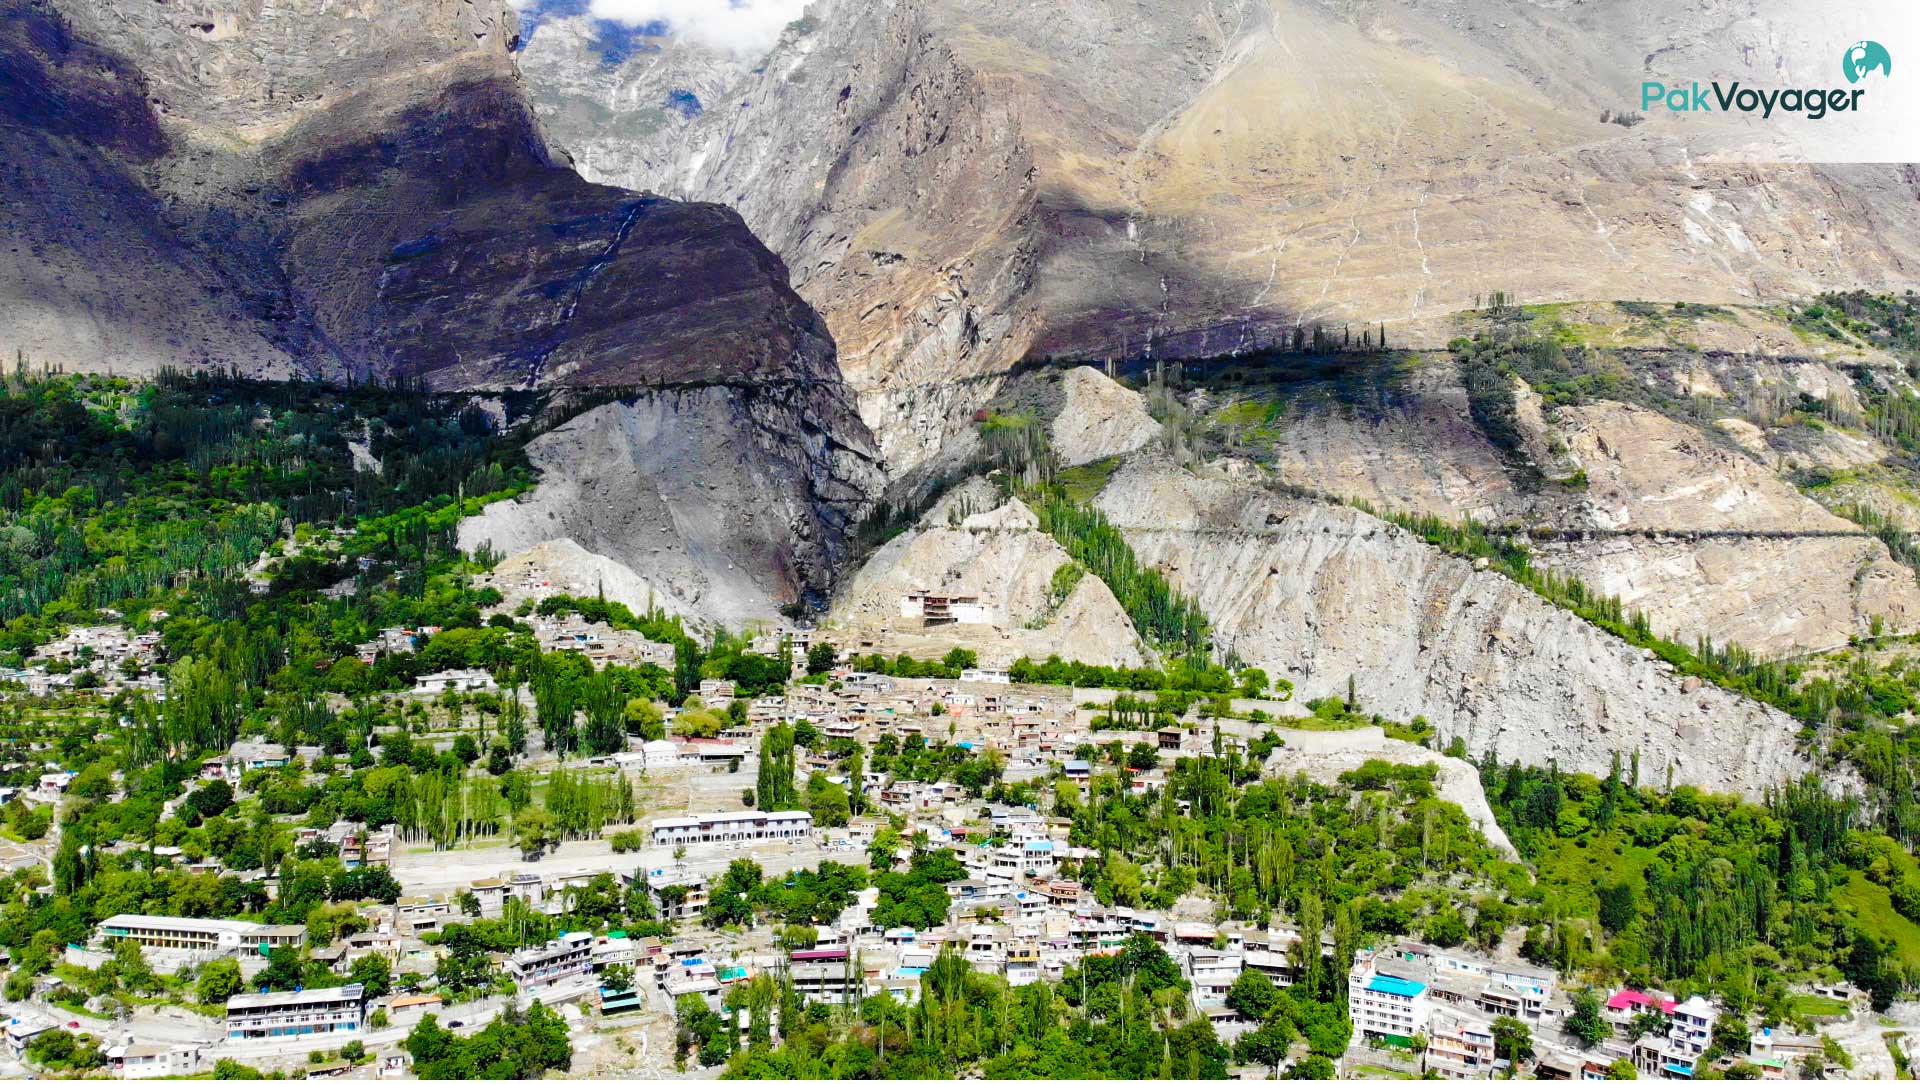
[226,741,289,774]
[640,739,679,770]
[4,1014,53,1056]
[1349,954,1431,1045]
[1633,995,1718,1078]
[106,1042,204,1079]
[648,810,813,848]
[99,915,305,958]
[1397,941,1557,1020]
[1425,1008,1497,1079]
[506,931,594,989]
[226,984,367,1040]
[413,669,497,694]
[1185,949,1244,1007]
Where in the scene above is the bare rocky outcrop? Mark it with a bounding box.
[1051,367,1162,468]
[828,482,1149,667]
[1213,319,1920,654]
[1265,358,1519,521]
[459,388,881,628]
[481,539,702,627]
[1090,457,1816,798]
[1546,401,1920,655]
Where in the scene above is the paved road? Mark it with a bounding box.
[12,1001,218,1044]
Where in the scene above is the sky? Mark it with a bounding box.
[578,0,810,55]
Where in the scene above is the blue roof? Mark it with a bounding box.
[1367,974,1427,998]
[1065,759,1092,770]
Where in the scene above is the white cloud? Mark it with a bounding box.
[585,0,810,55]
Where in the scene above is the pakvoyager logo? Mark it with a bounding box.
[1641,39,1891,120]
[1844,40,1893,83]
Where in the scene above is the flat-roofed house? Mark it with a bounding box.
[226,984,367,1040]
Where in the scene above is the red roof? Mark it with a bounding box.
[1606,990,1676,1013]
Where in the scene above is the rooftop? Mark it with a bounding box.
[227,984,365,1012]
[1366,974,1428,998]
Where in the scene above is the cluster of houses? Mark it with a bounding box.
[0,621,164,698]
[738,670,1096,774]
[351,626,442,664]
[1347,945,1847,1079]
[533,620,676,671]
[358,617,677,685]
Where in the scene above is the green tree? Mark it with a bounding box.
[1226,968,1281,1022]
[624,698,665,740]
[867,825,901,872]
[1569,988,1611,1047]
[756,724,799,811]
[514,807,559,859]
[348,953,393,998]
[805,642,837,675]
[601,963,635,993]
[1286,1054,1336,1079]
[1491,1016,1533,1076]
[1425,905,1469,948]
[197,958,244,1005]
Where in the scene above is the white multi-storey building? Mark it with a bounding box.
[98,915,305,958]
[225,984,367,1040]
[1349,953,1431,1044]
[506,931,594,989]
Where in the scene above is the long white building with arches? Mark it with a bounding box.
[648,810,814,848]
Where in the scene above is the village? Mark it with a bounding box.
[1,579,1914,1082]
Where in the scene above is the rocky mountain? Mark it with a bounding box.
[1,0,882,622]
[828,479,1151,667]
[840,436,1818,796]
[513,0,750,189]
[457,387,878,626]
[1221,303,1920,655]
[1093,455,1817,798]
[522,0,1920,484]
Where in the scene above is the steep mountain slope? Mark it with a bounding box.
[8,0,840,390]
[1,0,882,623]
[1007,312,1920,655]
[1092,456,1816,798]
[525,0,1920,482]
